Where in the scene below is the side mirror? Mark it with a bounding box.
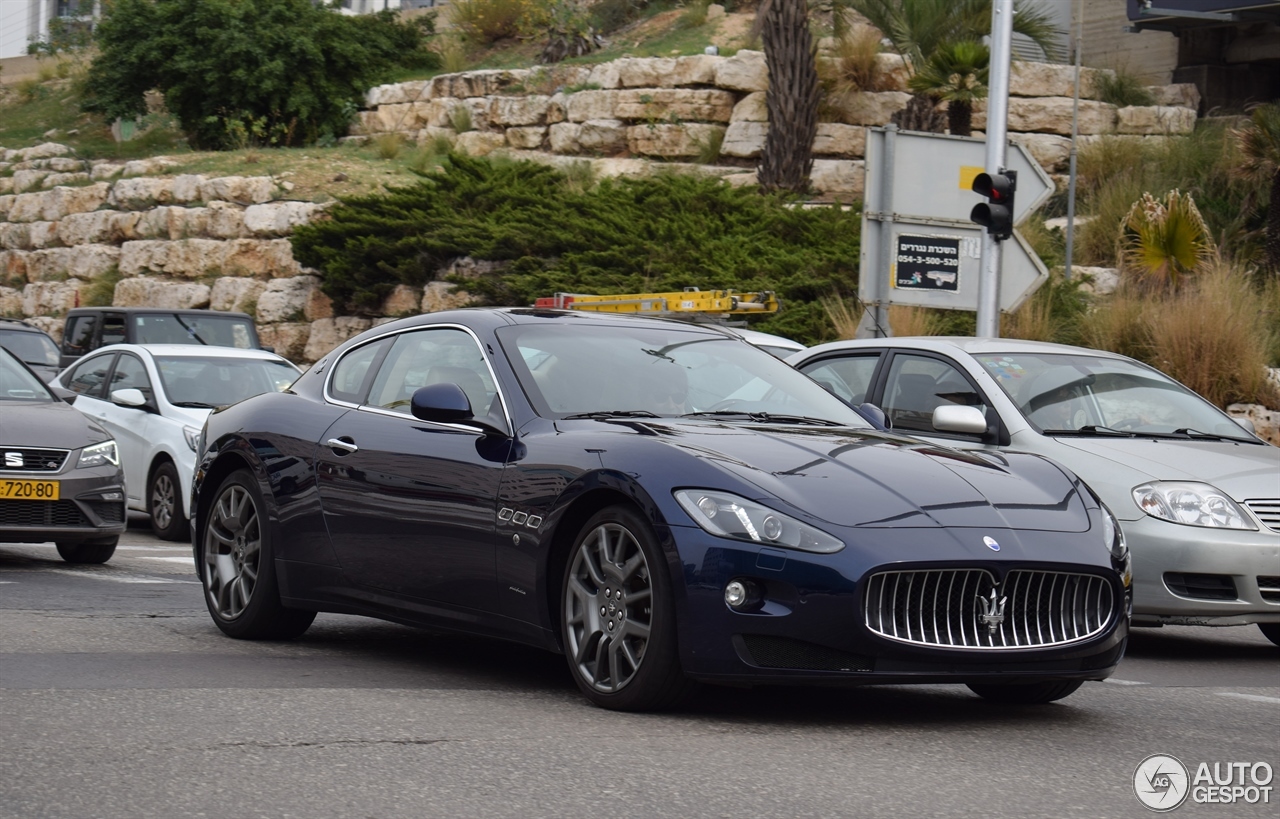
[110,388,148,408]
[933,404,989,435]
[50,385,78,405]
[410,383,474,423]
[856,402,891,430]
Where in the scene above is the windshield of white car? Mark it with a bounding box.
[976,352,1260,442]
[0,330,60,366]
[155,356,299,408]
[0,348,55,401]
[499,324,869,427]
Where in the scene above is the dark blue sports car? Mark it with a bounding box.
[192,309,1131,710]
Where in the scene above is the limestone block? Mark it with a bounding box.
[58,211,121,246]
[304,316,372,362]
[411,99,456,129]
[1116,105,1197,135]
[205,201,249,239]
[121,156,178,177]
[1010,61,1096,99]
[243,201,323,237]
[111,177,175,209]
[17,143,72,161]
[489,95,552,127]
[23,315,62,341]
[44,183,111,221]
[1148,83,1201,110]
[0,223,32,250]
[616,57,675,88]
[13,170,51,193]
[721,121,768,159]
[27,245,120,281]
[615,89,736,123]
[305,286,333,321]
[113,277,211,309]
[455,131,507,157]
[366,81,425,107]
[565,90,622,122]
[589,158,654,179]
[381,284,422,317]
[723,172,758,188]
[373,103,415,132]
[810,160,865,197]
[874,53,910,92]
[628,123,726,158]
[0,194,12,221]
[90,163,124,181]
[119,239,221,277]
[201,176,278,204]
[257,322,310,362]
[1073,266,1120,296]
[506,126,547,150]
[416,127,458,147]
[813,123,866,157]
[464,98,492,132]
[224,238,302,278]
[22,280,83,316]
[431,69,531,99]
[546,93,568,125]
[170,174,208,204]
[350,110,380,136]
[715,50,767,92]
[549,123,582,153]
[256,275,322,323]
[132,207,187,240]
[0,285,22,315]
[27,222,59,249]
[42,172,89,188]
[826,91,913,126]
[0,178,11,196]
[1007,97,1117,136]
[6,192,47,223]
[578,120,628,154]
[421,281,478,314]
[731,91,768,123]
[1009,133,1073,173]
[1227,404,1280,447]
[0,251,29,286]
[547,65,593,89]
[209,277,266,313]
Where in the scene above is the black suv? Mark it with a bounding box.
[60,308,265,369]
[0,319,63,383]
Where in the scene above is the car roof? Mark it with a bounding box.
[64,307,255,319]
[0,319,52,334]
[84,343,296,363]
[798,336,1132,360]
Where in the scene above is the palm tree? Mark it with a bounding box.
[1232,103,1280,274]
[908,40,989,136]
[757,0,820,193]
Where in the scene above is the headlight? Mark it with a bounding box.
[77,440,119,469]
[183,426,201,453]
[1101,504,1131,586]
[674,489,845,554]
[1132,481,1256,530]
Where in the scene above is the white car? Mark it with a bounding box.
[51,344,300,540]
[727,327,807,359]
[788,337,1280,646]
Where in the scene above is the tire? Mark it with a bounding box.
[560,505,694,711]
[1259,623,1280,648]
[56,536,118,564]
[967,679,1084,704]
[200,468,315,640]
[149,461,188,541]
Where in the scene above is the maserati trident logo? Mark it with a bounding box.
[976,588,1008,634]
[4,452,23,468]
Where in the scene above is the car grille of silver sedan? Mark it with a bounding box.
[1243,499,1280,534]
[863,568,1116,649]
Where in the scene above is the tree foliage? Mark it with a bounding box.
[908,39,988,136]
[1232,103,1280,274]
[758,0,820,193]
[291,155,863,345]
[80,0,438,149]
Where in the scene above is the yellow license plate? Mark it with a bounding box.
[0,479,60,500]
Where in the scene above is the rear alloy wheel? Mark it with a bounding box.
[1259,623,1280,648]
[561,505,692,711]
[967,679,1084,704]
[149,461,188,541]
[55,536,118,564]
[201,469,314,640]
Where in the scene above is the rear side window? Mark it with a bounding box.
[63,315,98,356]
[101,314,127,346]
[66,354,115,398]
[328,338,392,404]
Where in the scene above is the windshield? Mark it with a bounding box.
[156,356,299,407]
[976,352,1252,438]
[499,323,869,426]
[0,348,55,402]
[0,329,60,366]
[135,314,256,348]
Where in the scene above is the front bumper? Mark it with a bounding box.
[1123,514,1280,626]
[0,467,127,545]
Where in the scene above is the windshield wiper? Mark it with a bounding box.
[562,410,661,420]
[174,315,208,345]
[680,411,845,426]
[1172,427,1258,443]
[170,400,220,409]
[1043,425,1136,437]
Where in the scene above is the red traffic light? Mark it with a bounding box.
[970,171,1017,241]
[972,172,1013,203]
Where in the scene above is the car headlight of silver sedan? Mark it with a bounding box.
[674,489,845,553]
[1132,481,1256,530]
[77,440,119,469]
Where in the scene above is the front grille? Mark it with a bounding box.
[85,500,125,524]
[1164,572,1237,601]
[740,635,874,672]
[0,447,69,473]
[1244,499,1280,533]
[0,500,90,527]
[863,568,1115,649]
[1257,576,1280,604]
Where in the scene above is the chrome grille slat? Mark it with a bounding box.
[0,447,69,473]
[1244,499,1280,534]
[863,568,1116,650]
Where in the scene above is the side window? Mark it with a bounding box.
[101,314,127,346]
[881,354,987,435]
[328,338,391,404]
[63,315,98,356]
[107,354,153,402]
[799,354,881,405]
[366,328,497,417]
[66,354,115,398]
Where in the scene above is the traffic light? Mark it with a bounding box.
[970,170,1017,241]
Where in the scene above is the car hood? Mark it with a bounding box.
[0,400,112,451]
[633,421,1091,531]
[1051,437,1280,501]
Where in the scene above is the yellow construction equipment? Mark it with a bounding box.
[534,288,779,317]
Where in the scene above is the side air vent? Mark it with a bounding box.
[1163,573,1237,601]
[740,635,873,672]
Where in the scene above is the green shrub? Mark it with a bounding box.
[79,0,439,150]
[449,0,541,44]
[1093,67,1155,108]
[291,154,862,345]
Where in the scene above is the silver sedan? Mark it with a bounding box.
[788,337,1280,646]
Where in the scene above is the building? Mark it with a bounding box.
[1,1,97,60]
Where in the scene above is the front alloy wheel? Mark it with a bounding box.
[149,461,187,541]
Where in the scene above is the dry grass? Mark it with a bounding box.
[822,296,862,339]
[1080,286,1150,362]
[373,132,406,160]
[889,305,944,337]
[1002,294,1054,342]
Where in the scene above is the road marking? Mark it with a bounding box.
[1102,678,1148,685]
[1218,692,1280,705]
[46,569,199,585]
[140,556,196,565]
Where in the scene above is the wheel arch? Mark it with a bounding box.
[192,449,255,576]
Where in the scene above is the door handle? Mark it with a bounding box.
[326,437,359,454]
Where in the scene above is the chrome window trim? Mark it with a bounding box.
[322,323,513,437]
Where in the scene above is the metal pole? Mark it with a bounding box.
[977,0,1014,338]
[873,125,899,338]
[1064,0,1083,280]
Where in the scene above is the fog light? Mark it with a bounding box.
[101,492,122,501]
[724,579,761,611]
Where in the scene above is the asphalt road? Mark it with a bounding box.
[1,521,1276,819]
